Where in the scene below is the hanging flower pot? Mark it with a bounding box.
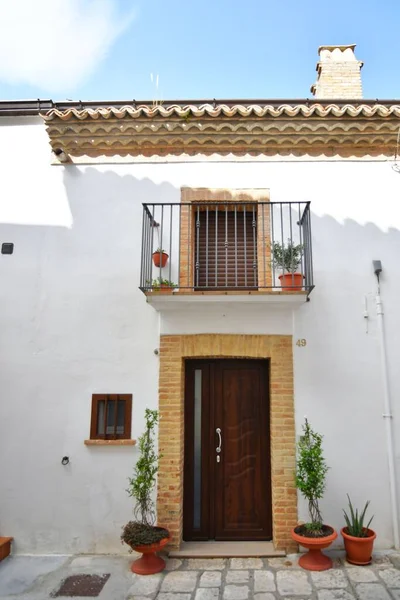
[152,249,169,268]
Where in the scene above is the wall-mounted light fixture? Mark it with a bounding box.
[1,243,14,255]
[373,260,382,277]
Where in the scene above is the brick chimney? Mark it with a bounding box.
[311,44,363,99]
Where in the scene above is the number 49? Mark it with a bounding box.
[296,339,307,347]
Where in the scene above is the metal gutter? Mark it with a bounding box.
[0,100,55,116]
[1,98,400,117]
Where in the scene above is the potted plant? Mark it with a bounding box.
[341,496,376,565]
[272,240,304,290]
[121,409,170,575]
[291,418,337,571]
[0,537,13,562]
[150,278,177,293]
[152,248,169,268]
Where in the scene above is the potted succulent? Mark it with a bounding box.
[152,248,169,268]
[150,278,177,293]
[272,240,304,290]
[341,496,376,565]
[121,409,170,575]
[291,418,337,571]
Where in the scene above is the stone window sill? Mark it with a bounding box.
[84,439,136,446]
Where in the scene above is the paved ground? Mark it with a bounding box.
[0,551,400,600]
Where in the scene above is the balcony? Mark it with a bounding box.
[140,201,314,308]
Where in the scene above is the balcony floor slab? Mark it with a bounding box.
[144,290,310,310]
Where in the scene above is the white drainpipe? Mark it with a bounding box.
[374,263,400,549]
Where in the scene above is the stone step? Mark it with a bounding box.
[169,541,285,558]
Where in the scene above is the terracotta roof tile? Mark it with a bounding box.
[42,102,400,159]
[42,102,400,121]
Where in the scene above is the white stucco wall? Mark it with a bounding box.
[0,116,399,553]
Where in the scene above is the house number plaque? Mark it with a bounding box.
[296,339,307,347]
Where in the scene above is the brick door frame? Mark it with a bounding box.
[157,333,297,552]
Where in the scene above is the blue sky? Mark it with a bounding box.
[1,0,399,101]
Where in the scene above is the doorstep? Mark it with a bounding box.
[169,541,286,558]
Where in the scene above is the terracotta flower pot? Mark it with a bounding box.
[130,532,171,575]
[279,273,304,291]
[291,526,338,571]
[152,252,169,268]
[341,527,376,565]
[0,537,13,562]
[153,284,174,293]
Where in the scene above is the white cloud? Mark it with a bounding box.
[0,0,135,93]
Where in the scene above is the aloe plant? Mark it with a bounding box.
[343,495,374,538]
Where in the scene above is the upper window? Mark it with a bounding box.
[195,206,258,289]
[90,394,132,440]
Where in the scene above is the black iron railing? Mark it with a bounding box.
[140,202,314,295]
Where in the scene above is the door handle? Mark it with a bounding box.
[216,428,222,453]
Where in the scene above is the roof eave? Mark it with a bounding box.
[1,97,400,117]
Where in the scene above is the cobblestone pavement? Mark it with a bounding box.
[1,552,400,599]
[129,553,400,600]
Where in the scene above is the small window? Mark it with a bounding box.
[90,394,132,440]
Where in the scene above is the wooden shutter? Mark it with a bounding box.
[195,208,257,289]
[90,394,132,440]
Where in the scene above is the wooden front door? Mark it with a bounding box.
[183,359,272,541]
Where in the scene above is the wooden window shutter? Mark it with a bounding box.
[195,208,257,288]
[90,394,132,440]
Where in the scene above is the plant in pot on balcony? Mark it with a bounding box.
[150,278,177,292]
[292,418,337,571]
[121,409,170,575]
[341,496,375,565]
[152,248,169,268]
[272,239,304,290]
